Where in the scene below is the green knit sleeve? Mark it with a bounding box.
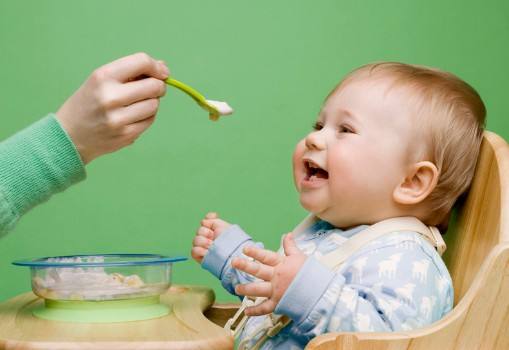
[0,114,86,237]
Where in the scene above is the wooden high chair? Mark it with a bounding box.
[207,131,509,350]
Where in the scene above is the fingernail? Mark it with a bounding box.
[159,61,170,77]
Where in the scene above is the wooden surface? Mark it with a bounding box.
[303,131,509,349]
[0,285,233,350]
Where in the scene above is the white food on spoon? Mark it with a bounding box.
[206,100,234,115]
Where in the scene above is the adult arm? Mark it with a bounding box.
[0,115,85,236]
[0,52,170,236]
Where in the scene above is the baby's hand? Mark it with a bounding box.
[56,52,170,164]
[232,233,307,316]
[191,212,231,263]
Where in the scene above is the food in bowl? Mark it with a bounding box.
[13,254,187,301]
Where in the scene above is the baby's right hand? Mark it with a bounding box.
[191,212,231,263]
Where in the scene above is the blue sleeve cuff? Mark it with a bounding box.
[201,224,252,279]
[275,256,343,325]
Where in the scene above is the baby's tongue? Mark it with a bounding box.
[310,171,328,181]
[315,169,329,179]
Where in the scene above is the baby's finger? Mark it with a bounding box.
[205,212,218,219]
[243,246,281,267]
[235,282,272,298]
[191,246,207,262]
[193,235,212,249]
[201,218,215,229]
[245,299,277,316]
[201,218,227,231]
[283,233,301,256]
[231,257,273,281]
[197,226,214,239]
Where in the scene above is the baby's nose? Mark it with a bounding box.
[305,130,326,150]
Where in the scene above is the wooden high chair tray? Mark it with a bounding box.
[0,285,233,350]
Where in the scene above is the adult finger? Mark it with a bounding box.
[235,282,272,298]
[100,52,169,82]
[119,77,166,105]
[231,257,274,281]
[118,115,156,144]
[283,233,301,256]
[193,235,212,249]
[116,98,160,125]
[197,226,214,239]
[243,246,282,267]
[245,299,277,316]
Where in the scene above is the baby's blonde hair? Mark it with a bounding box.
[331,62,486,228]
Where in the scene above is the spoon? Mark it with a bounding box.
[165,78,233,121]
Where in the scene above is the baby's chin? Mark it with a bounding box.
[299,199,352,228]
[299,196,326,217]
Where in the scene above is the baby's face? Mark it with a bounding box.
[293,77,419,227]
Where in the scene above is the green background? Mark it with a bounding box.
[0,0,508,303]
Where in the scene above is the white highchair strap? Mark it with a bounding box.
[317,216,446,270]
[290,214,446,255]
[225,215,446,349]
[224,297,255,338]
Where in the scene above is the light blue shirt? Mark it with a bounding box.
[202,220,453,349]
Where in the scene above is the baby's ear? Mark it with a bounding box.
[393,161,439,205]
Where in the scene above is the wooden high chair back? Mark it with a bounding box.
[305,131,509,350]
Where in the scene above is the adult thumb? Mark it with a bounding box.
[283,233,301,256]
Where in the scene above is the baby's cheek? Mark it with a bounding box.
[328,171,362,202]
[292,140,305,163]
[292,142,306,182]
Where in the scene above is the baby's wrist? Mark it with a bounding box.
[216,224,231,237]
[275,256,341,324]
[201,225,254,279]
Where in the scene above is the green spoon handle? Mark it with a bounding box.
[165,77,220,121]
[165,78,207,105]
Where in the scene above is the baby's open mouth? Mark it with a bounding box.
[304,160,329,180]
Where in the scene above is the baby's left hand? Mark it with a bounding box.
[232,233,307,316]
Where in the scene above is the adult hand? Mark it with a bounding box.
[56,52,170,164]
[232,233,307,316]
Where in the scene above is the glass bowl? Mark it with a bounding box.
[13,254,187,302]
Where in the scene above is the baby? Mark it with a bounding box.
[192,62,486,349]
